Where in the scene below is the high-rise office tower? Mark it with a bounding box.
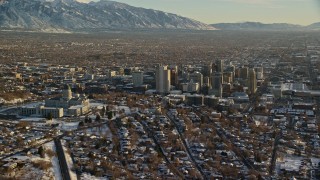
[240,67,249,79]
[235,68,240,79]
[156,65,171,94]
[211,62,217,73]
[216,59,224,74]
[132,71,144,87]
[223,72,233,83]
[203,76,210,87]
[212,73,223,90]
[209,72,223,97]
[248,69,257,94]
[189,71,204,88]
[228,65,236,81]
[169,65,179,87]
[202,63,212,77]
[254,67,264,80]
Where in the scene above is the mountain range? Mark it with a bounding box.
[0,0,215,32]
[211,22,320,31]
[0,0,319,32]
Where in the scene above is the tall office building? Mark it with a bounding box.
[212,73,223,90]
[235,68,240,79]
[254,67,264,80]
[248,69,257,94]
[203,76,210,87]
[223,72,233,83]
[202,62,212,77]
[211,59,223,87]
[240,67,249,79]
[189,71,203,88]
[211,62,216,73]
[216,59,224,74]
[169,65,179,87]
[210,72,223,97]
[156,65,171,94]
[228,65,236,81]
[132,71,144,87]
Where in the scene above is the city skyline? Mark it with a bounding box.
[76,0,320,25]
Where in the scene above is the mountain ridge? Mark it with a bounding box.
[1,0,319,32]
[0,0,216,32]
[211,22,319,31]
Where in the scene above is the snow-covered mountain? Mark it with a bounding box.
[0,0,215,32]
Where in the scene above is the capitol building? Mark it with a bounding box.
[20,85,90,118]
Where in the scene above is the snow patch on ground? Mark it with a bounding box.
[13,163,54,180]
[90,102,105,109]
[20,117,46,121]
[59,121,79,131]
[84,123,112,138]
[4,153,55,179]
[81,173,107,180]
[61,140,77,180]
[276,155,303,174]
[44,141,62,180]
[0,98,24,104]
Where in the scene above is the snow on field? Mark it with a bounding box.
[81,173,107,180]
[59,121,79,131]
[0,98,24,104]
[85,124,112,138]
[61,140,77,180]
[276,155,303,174]
[13,163,54,180]
[44,141,62,180]
[90,102,105,109]
[20,117,46,122]
[4,154,30,161]
[4,153,55,179]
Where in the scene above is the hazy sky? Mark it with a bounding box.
[76,0,320,25]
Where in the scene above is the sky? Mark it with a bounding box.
[76,0,320,25]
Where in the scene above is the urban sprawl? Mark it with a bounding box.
[0,31,320,179]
